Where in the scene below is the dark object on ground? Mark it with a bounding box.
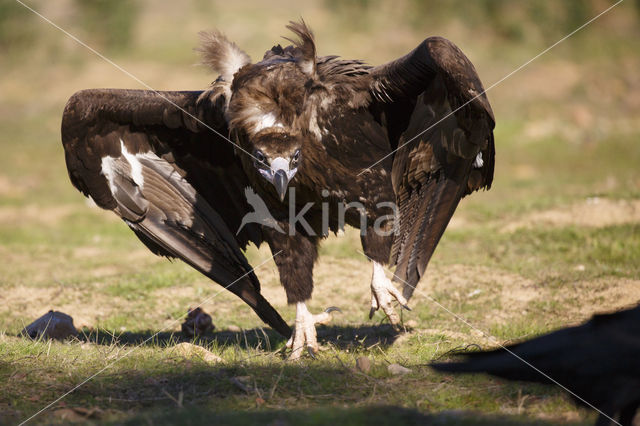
[431,305,640,426]
[22,310,78,340]
[181,307,214,337]
[61,20,494,355]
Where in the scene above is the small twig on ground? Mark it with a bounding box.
[269,365,285,400]
[259,327,271,352]
[253,378,263,400]
[375,345,392,365]
[161,389,183,408]
[366,383,377,403]
[517,388,530,414]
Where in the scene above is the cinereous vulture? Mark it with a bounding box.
[62,21,494,358]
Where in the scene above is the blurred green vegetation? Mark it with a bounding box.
[0,0,139,54]
[406,0,603,42]
[75,0,139,51]
[0,0,36,50]
[0,1,638,425]
[3,0,640,58]
[324,0,638,44]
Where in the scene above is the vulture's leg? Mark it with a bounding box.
[369,261,410,327]
[265,230,339,359]
[286,303,340,359]
[361,231,408,327]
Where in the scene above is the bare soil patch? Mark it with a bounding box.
[560,277,640,320]
[0,204,78,226]
[503,198,640,232]
[3,255,637,348]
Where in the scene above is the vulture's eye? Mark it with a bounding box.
[253,150,267,167]
[291,149,300,166]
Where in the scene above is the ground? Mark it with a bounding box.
[1,1,639,425]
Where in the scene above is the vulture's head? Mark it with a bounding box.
[245,129,301,202]
[198,20,369,202]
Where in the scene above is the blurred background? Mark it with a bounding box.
[0,1,639,423]
[2,0,640,353]
[2,0,640,352]
[2,0,639,207]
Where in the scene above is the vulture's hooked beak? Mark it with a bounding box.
[268,157,297,202]
[273,169,288,201]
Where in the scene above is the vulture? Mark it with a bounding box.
[61,21,495,358]
[431,305,640,426]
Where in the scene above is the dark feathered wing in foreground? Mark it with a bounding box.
[61,21,494,351]
[431,305,640,426]
[61,89,291,337]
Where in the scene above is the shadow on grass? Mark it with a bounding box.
[7,324,587,425]
[76,323,403,351]
[3,336,588,426]
[119,405,580,426]
[5,363,584,426]
[15,404,585,425]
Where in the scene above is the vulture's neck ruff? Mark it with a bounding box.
[198,21,371,202]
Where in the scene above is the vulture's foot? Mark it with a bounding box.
[369,261,410,329]
[287,302,341,360]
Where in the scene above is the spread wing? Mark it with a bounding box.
[61,89,291,337]
[369,37,495,299]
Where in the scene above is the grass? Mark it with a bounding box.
[1,331,584,425]
[1,0,639,424]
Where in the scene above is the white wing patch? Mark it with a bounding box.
[119,139,144,188]
[100,139,149,196]
[100,155,119,196]
[473,152,484,168]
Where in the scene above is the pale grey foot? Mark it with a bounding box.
[286,302,340,360]
[369,261,410,328]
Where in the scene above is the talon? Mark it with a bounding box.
[313,306,342,325]
[369,261,411,327]
[307,346,317,359]
[288,302,339,360]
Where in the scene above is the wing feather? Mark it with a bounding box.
[370,37,495,298]
[61,89,291,337]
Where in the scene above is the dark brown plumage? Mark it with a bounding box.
[61,21,494,354]
[181,307,214,337]
[431,305,640,426]
[61,89,291,337]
